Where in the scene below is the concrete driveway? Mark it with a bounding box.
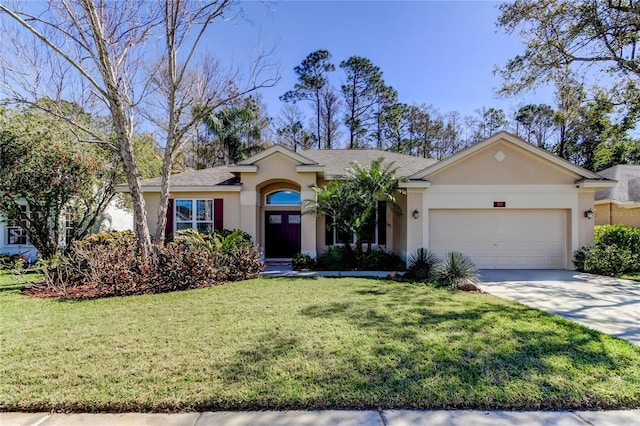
[478,270,640,346]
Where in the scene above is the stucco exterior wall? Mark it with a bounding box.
[595,203,640,227]
[405,189,424,258]
[578,191,596,248]
[427,141,579,185]
[393,193,407,257]
[242,152,319,256]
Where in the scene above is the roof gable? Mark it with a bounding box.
[236,145,317,166]
[410,131,602,182]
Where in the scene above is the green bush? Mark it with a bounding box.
[316,246,355,270]
[37,229,263,299]
[358,248,404,271]
[292,253,315,271]
[573,244,639,275]
[174,228,253,252]
[314,246,402,271]
[404,248,440,282]
[435,252,479,289]
[574,225,640,274]
[594,224,640,252]
[0,253,28,270]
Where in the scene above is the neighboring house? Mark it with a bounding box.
[0,200,133,260]
[594,165,640,227]
[131,132,614,270]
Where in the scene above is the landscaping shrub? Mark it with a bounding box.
[314,246,403,271]
[404,248,440,281]
[435,251,479,289]
[357,248,404,271]
[594,224,640,251]
[0,253,28,270]
[573,244,639,275]
[574,224,640,274]
[154,243,221,291]
[33,229,263,299]
[292,253,315,270]
[316,246,355,270]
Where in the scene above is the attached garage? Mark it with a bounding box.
[429,209,568,269]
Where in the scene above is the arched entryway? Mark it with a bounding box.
[263,187,301,258]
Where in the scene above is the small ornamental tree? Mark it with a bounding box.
[0,104,118,259]
[305,158,403,255]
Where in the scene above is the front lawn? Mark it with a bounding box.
[1,272,640,412]
[620,272,640,282]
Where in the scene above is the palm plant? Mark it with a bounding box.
[343,158,404,253]
[304,158,404,255]
[201,97,266,165]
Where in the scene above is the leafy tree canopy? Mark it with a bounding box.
[0,100,118,258]
[497,0,640,111]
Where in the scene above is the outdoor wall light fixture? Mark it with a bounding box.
[584,209,594,220]
[412,209,420,219]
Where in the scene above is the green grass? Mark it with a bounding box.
[620,272,640,282]
[1,271,640,412]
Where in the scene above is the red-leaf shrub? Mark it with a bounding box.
[32,230,263,299]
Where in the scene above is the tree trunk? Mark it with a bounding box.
[82,0,152,259]
[154,140,174,245]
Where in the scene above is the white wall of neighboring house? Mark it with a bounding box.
[0,198,133,260]
[93,199,134,233]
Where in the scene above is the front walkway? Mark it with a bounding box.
[3,409,639,425]
[262,264,392,278]
[479,270,640,346]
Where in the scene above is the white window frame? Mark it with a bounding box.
[174,199,214,233]
[265,190,301,206]
[6,204,29,246]
[329,204,380,245]
[63,210,76,246]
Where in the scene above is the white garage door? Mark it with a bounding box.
[429,209,567,269]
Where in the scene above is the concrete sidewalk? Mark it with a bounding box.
[3,410,640,425]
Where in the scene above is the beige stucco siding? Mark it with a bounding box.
[578,191,595,248]
[405,189,424,258]
[427,141,580,185]
[242,152,316,191]
[239,152,319,256]
[393,193,408,255]
[595,203,640,227]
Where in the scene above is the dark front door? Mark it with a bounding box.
[265,211,301,258]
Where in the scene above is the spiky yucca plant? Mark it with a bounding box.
[436,251,479,289]
[406,248,440,281]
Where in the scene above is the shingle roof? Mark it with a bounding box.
[300,149,437,179]
[139,149,437,188]
[139,166,237,187]
[595,165,640,202]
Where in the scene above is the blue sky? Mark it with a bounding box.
[212,0,554,122]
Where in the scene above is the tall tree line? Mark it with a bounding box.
[276,45,640,172]
[276,49,511,156]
